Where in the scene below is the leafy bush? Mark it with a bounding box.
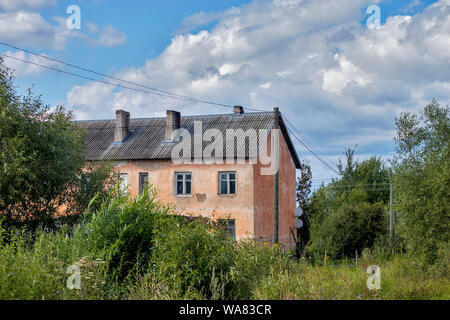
[310,202,387,259]
[65,161,118,217]
[308,150,390,259]
[150,214,234,299]
[0,221,105,300]
[81,185,169,280]
[227,241,288,299]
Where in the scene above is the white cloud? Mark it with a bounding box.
[1,50,60,76]
[67,82,117,120]
[260,82,272,89]
[94,24,126,47]
[219,63,240,76]
[0,0,56,11]
[0,11,126,50]
[86,22,100,34]
[0,11,69,49]
[65,0,450,177]
[322,54,372,94]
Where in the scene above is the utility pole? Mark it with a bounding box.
[273,107,279,245]
[389,169,394,239]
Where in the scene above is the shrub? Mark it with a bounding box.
[150,214,234,299]
[227,241,289,299]
[310,202,387,259]
[0,224,105,300]
[81,185,169,280]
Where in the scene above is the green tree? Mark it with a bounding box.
[309,148,390,259]
[0,59,111,226]
[393,99,449,263]
[295,161,312,254]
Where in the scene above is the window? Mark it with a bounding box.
[175,172,192,195]
[219,172,236,195]
[139,172,149,194]
[218,219,236,241]
[118,173,128,195]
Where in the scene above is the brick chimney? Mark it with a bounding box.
[114,109,130,142]
[166,110,180,140]
[234,105,244,114]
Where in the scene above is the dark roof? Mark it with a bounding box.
[75,111,300,169]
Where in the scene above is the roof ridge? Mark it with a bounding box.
[74,111,273,122]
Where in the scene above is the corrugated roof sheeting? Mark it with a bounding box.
[75,112,300,168]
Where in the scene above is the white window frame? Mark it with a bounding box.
[219,171,236,195]
[174,172,192,196]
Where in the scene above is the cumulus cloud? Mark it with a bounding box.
[65,0,450,180]
[88,24,127,47]
[322,54,372,94]
[0,11,126,50]
[1,50,60,76]
[0,0,56,11]
[0,11,72,49]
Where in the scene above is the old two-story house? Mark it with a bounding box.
[76,106,300,247]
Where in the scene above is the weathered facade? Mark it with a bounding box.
[76,107,300,247]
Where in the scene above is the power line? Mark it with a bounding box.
[0,44,268,112]
[0,53,187,100]
[0,42,350,177]
[323,187,390,191]
[310,184,390,188]
[284,123,340,175]
[283,116,339,170]
[0,42,347,161]
[0,41,225,107]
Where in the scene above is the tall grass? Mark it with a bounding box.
[0,187,448,300]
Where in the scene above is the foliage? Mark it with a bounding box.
[296,161,312,251]
[1,215,448,300]
[308,147,390,258]
[392,99,450,264]
[0,220,105,299]
[81,185,169,280]
[65,161,118,217]
[296,161,312,210]
[310,202,386,259]
[254,252,449,300]
[0,59,114,228]
[150,213,235,299]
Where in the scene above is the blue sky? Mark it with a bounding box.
[0,0,448,184]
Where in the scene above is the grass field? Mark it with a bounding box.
[1,226,448,300]
[1,189,447,300]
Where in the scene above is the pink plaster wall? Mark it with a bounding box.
[111,131,297,246]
